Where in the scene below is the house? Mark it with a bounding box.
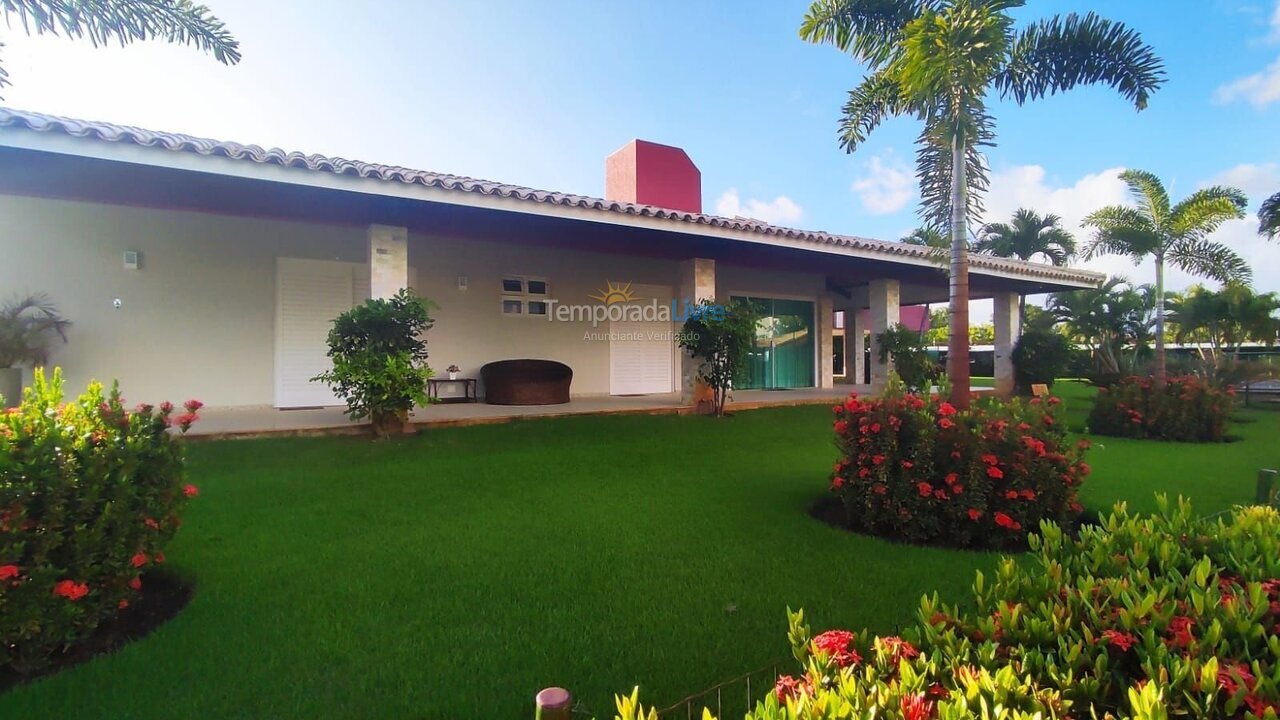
[0,107,1101,413]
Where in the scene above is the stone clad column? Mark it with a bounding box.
[818,295,835,389]
[679,258,716,407]
[368,224,409,300]
[868,279,900,390]
[993,292,1022,397]
[850,309,867,386]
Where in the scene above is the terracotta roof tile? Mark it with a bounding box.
[0,106,1102,286]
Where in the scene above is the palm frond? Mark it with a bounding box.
[995,12,1166,111]
[799,0,928,66]
[915,106,993,229]
[1167,186,1248,239]
[1260,191,1280,239]
[1167,238,1252,285]
[1117,169,1170,225]
[1081,205,1161,260]
[837,70,909,152]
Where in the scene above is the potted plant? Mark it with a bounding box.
[447,364,461,380]
[0,295,71,408]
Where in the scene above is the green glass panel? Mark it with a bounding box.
[730,296,815,390]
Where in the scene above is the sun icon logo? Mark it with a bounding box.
[589,280,639,305]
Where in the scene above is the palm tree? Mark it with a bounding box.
[800,1,1164,407]
[975,208,1076,325]
[1261,191,1280,239]
[0,0,239,95]
[1082,169,1250,384]
[1048,277,1155,377]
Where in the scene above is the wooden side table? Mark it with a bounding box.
[428,378,478,404]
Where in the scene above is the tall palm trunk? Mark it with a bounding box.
[948,133,971,408]
[1153,253,1166,386]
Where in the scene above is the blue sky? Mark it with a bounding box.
[4,0,1278,297]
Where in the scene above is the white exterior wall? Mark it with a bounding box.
[2,195,833,407]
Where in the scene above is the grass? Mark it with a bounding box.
[3,382,1278,718]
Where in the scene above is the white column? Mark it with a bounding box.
[679,258,716,406]
[993,292,1021,397]
[850,310,867,386]
[868,278,900,389]
[818,295,835,389]
[368,224,409,300]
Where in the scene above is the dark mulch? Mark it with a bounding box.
[809,493,1100,554]
[0,570,193,693]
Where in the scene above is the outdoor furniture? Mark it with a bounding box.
[428,377,478,404]
[481,359,572,405]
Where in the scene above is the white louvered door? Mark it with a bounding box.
[274,259,355,408]
[609,284,675,395]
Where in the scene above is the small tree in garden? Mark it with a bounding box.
[313,289,435,438]
[873,324,935,392]
[1012,327,1073,394]
[678,299,758,417]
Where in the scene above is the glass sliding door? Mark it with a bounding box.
[733,296,816,390]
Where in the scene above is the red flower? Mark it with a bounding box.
[175,412,199,430]
[980,454,998,466]
[129,577,143,591]
[1166,616,1194,648]
[1043,414,1055,425]
[0,564,19,581]
[986,466,1004,479]
[1020,489,1036,501]
[938,402,957,417]
[944,473,959,485]
[118,599,130,610]
[933,489,949,500]
[938,418,955,429]
[1219,663,1256,696]
[967,508,982,521]
[880,635,919,661]
[872,455,886,466]
[833,420,849,434]
[900,693,935,720]
[832,405,843,414]
[159,401,174,414]
[993,512,1021,531]
[917,482,933,498]
[131,552,148,568]
[1101,629,1137,652]
[774,675,808,703]
[144,517,160,529]
[1005,490,1019,500]
[812,629,861,667]
[184,399,204,413]
[902,460,914,469]
[53,579,89,601]
[858,467,872,479]
[184,484,200,497]
[872,484,887,495]
[155,552,166,564]
[1078,463,1092,477]
[830,476,844,490]
[870,423,882,433]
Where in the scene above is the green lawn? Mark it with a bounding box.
[3,383,1277,718]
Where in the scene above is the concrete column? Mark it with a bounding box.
[993,292,1021,397]
[368,224,409,300]
[679,258,716,407]
[818,295,835,389]
[851,310,867,386]
[868,279,900,389]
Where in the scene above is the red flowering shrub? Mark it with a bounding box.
[1089,375,1234,442]
[0,369,200,673]
[829,381,1089,549]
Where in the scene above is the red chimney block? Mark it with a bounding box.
[605,140,702,214]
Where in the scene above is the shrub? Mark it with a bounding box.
[614,497,1280,720]
[0,369,200,673]
[873,324,937,392]
[829,381,1088,549]
[1011,327,1073,394]
[313,289,435,438]
[677,299,758,417]
[1089,375,1234,442]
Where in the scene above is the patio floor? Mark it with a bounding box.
[187,386,892,439]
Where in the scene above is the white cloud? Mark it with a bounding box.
[851,151,914,215]
[985,163,1280,294]
[1215,56,1280,108]
[1269,0,1280,43]
[714,188,804,225]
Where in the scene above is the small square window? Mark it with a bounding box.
[502,299,523,315]
[527,279,548,295]
[502,278,524,294]
[528,300,548,315]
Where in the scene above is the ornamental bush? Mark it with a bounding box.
[0,369,200,673]
[613,497,1280,720]
[1089,375,1234,442]
[828,381,1089,549]
[1011,327,1074,394]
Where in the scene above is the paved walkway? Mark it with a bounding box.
[189,385,993,440]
